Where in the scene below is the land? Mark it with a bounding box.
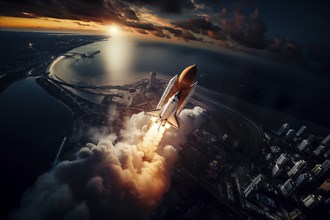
[0,31,107,92]
[37,72,330,220]
[1,32,329,219]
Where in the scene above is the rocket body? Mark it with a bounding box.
[145,64,198,129]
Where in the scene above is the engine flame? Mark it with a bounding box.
[139,123,166,160]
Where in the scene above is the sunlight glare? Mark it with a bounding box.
[109,25,120,35]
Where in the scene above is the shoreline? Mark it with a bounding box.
[45,40,330,133]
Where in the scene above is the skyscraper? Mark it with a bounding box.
[302,194,322,208]
[297,139,309,152]
[148,71,156,89]
[277,123,289,136]
[280,178,296,197]
[296,126,307,137]
[287,160,306,178]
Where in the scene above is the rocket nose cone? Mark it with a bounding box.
[178,64,197,86]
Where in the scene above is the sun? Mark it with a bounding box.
[108,25,120,35]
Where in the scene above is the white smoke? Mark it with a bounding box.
[10,107,206,220]
[160,106,207,147]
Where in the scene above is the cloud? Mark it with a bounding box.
[218,7,268,49]
[162,26,203,42]
[10,107,207,220]
[74,21,91,27]
[42,18,62,23]
[135,29,149,35]
[173,17,221,35]
[127,0,195,14]
[160,107,207,147]
[124,20,155,31]
[0,0,271,50]
[0,0,135,23]
[152,28,171,39]
[267,36,303,58]
[172,17,226,41]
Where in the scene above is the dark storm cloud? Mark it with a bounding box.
[162,26,203,42]
[0,0,134,22]
[171,17,227,42]
[152,28,171,39]
[122,7,139,21]
[267,36,303,58]
[124,21,155,31]
[219,8,268,48]
[125,0,195,14]
[172,17,221,35]
[163,26,183,36]
[180,30,204,42]
[1,0,270,49]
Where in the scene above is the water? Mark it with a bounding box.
[50,37,330,128]
[1,34,330,218]
[0,77,73,216]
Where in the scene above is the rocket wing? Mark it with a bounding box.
[157,75,178,108]
[144,109,161,117]
[177,81,198,115]
[167,113,180,129]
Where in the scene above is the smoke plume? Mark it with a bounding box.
[10,107,206,220]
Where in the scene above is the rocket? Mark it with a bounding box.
[145,64,198,129]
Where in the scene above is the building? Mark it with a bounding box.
[280,178,296,197]
[276,153,289,166]
[265,153,272,161]
[244,183,258,200]
[311,159,330,178]
[321,159,330,174]
[302,194,322,208]
[287,160,306,178]
[206,160,220,180]
[277,123,289,136]
[272,164,283,177]
[307,134,314,143]
[296,126,307,137]
[285,129,296,141]
[148,72,156,89]
[244,174,265,200]
[297,139,309,152]
[317,179,330,193]
[289,209,305,220]
[252,174,265,188]
[323,149,330,159]
[295,173,312,188]
[310,164,322,177]
[321,134,330,146]
[314,135,330,156]
[270,145,281,153]
[313,145,327,156]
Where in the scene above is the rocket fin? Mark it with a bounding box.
[157,75,178,108]
[167,113,180,129]
[177,81,198,115]
[144,109,161,117]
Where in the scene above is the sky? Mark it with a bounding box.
[0,0,329,49]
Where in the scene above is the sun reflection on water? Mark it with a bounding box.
[102,27,135,84]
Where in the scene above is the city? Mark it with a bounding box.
[1,31,329,219]
[38,68,330,219]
